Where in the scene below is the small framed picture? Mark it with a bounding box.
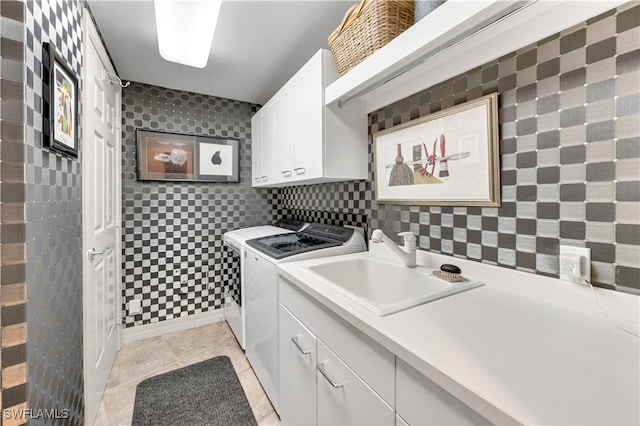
[373,93,500,206]
[42,42,79,158]
[136,129,240,183]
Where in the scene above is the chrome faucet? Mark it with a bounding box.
[370,229,417,267]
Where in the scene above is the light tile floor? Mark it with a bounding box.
[95,321,281,426]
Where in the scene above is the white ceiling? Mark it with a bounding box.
[87,0,357,105]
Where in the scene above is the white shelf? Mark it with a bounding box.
[325,0,626,113]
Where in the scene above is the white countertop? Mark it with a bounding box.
[277,246,640,425]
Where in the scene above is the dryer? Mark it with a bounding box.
[222,219,306,349]
[244,223,367,413]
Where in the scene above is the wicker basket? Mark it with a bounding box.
[328,0,414,76]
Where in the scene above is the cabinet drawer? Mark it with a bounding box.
[280,276,395,405]
[279,304,317,425]
[317,340,394,426]
[397,359,491,426]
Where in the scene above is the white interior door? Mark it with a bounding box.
[82,9,122,425]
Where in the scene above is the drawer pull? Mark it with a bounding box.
[282,170,292,177]
[317,362,343,388]
[294,167,306,175]
[291,335,312,355]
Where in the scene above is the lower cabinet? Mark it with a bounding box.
[316,340,395,426]
[278,276,493,426]
[396,359,491,426]
[279,304,317,426]
[279,278,394,426]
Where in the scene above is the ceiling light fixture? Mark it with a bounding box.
[154,0,221,69]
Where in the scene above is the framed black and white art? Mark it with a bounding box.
[136,129,240,183]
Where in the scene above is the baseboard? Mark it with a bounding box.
[121,308,227,345]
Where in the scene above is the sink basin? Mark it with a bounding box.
[307,258,483,316]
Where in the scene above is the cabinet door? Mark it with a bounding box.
[261,101,277,185]
[279,304,317,425]
[293,50,324,181]
[317,340,394,426]
[280,277,396,406]
[273,80,295,184]
[396,359,490,425]
[251,109,263,187]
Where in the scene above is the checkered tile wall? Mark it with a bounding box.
[1,0,28,421]
[22,0,85,424]
[278,3,640,293]
[121,83,276,328]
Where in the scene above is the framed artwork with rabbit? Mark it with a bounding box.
[373,93,500,206]
[136,129,240,183]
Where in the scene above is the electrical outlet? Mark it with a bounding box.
[128,299,142,315]
[559,246,591,284]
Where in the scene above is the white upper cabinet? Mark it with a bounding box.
[250,109,264,185]
[251,49,368,188]
[291,51,324,182]
[261,100,277,185]
[272,80,295,185]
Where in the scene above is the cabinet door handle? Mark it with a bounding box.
[294,167,306,175]
[282,170,292,177]
[261,176,268,182]
[291,335,312,355]
[88,247,110,261]
[317,362,343,388]
[254,177,261,182]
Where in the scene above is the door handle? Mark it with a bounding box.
[294,167,306,175]
[291,335,312,355]
[282,170,292,177]
[317,362,343,388]
[88,247,110,261]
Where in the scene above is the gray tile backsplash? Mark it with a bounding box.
[275,2,640,292]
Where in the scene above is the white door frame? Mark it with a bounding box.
[81,7,123,424]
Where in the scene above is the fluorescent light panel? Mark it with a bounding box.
[154,0,221,68]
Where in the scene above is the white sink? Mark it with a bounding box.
[307,258,483,316]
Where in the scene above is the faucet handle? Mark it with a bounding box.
[397,232,416,250]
